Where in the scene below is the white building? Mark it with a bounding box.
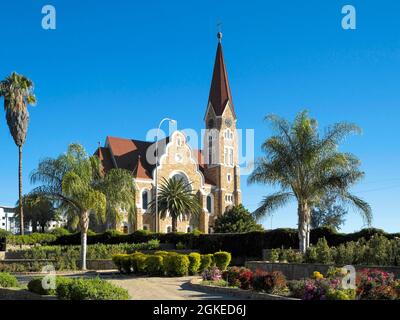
[0,205,17,234]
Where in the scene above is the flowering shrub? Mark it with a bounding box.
[202,266,222,282]
[356,269,399,300]
[312,271,324,280]
[222,267,253,289]
[252,270,287,294]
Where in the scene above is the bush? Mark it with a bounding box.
[49,228,70,237]
[315,238,333,264]
[356,269,398,300]
[56,277,130,300]
[288,280,307,298]
[27,276,72,296]
[213,251,231,271]
[202,266,222,281]
[200,254,214,271]
[0,272,18,288]
[163,254,190,276]
[188,253,201,275]
[252,270,287,294]
[145,255,164,275]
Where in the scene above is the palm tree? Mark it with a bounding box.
[149,177,202,232]
[95,168,136,231]
[248,111,372,253]
[0,72,36,235]
[31,144,106,270]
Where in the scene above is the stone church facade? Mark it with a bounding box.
[94,33,241,234]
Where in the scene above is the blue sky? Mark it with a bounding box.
[1,0,399,233]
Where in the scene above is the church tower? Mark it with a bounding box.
[204,32,241,221]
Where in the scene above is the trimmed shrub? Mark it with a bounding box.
[163,254,190,276]
[0,272,18,288]
[315,238,333,264]
[213,251,231,271]
[56,277,130,300]
[145,255,164,275]
[200,254,213,271]
[188,253,201,275]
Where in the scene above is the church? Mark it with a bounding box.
[94,33,241,234]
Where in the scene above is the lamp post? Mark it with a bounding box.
[155,117,176,233]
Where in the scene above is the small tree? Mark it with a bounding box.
[311,194,347,231]
[214,204,264,233]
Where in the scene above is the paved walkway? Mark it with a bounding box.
[108,276,241,300]
[14,271,240,300]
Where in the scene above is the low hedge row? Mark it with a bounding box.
[112,251,231,276]
[267,235,400,266]
[5,228,400,260]
[28,276,130,300]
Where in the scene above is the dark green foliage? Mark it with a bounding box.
[213,251,231,271]
[200,254,214,271]
[27,276,71,295]
[163,254,190,276]
[214,205,264,233]
[0,272,18,288]
[56,277,130,300]
[145,255,164,275]
[188,252,201,275]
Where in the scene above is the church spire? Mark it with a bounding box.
[207,32,236,118]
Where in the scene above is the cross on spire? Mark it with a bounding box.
[217,21,223,43]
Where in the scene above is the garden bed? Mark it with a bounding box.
[188,278,299,300]
[245,261,400,280]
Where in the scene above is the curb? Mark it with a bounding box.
[187,279,300,300]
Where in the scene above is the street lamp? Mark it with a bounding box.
[155,117,176,233]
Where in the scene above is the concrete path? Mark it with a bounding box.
[13,271,242,300]
[108,276,242,300]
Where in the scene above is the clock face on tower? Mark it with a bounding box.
[225,118,232,128]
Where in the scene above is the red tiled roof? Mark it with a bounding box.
[208,42,235,117]
[95,147,114,173]
[95,136,216,185]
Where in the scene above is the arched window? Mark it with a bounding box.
[142,190,149,210]
[187,226,192,233]
[166,226,172,233]
[206,195,213,213]
[208,135,213,165]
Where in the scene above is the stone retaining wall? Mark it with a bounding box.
[245,261,400,280]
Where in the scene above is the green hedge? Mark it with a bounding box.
[27,276,72,295]
[5,227,400,260]
[113,251,230,276]
[0,272,18,288]
[56,277,130,300]
[271,235,400,266]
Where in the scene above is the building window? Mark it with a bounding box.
[208,135,213,165]
[142,190,149,210]
[225,194,234,204]
[206,195,213,213]
[187,226,192,233]
[224,129,233,140]
[143,224,150,231]
[166,226,172,233]
[227,174,231,183]
[224,147,234,166]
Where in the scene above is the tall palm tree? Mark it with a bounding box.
[0,72,36,235]
[248,111,372,253]
[149,177,202,232]
[31,144,106,270]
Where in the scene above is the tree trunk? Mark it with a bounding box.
[18,145,24,235]
[172,216,177,233]
[80,211,90,270]
[298,202,310,253]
